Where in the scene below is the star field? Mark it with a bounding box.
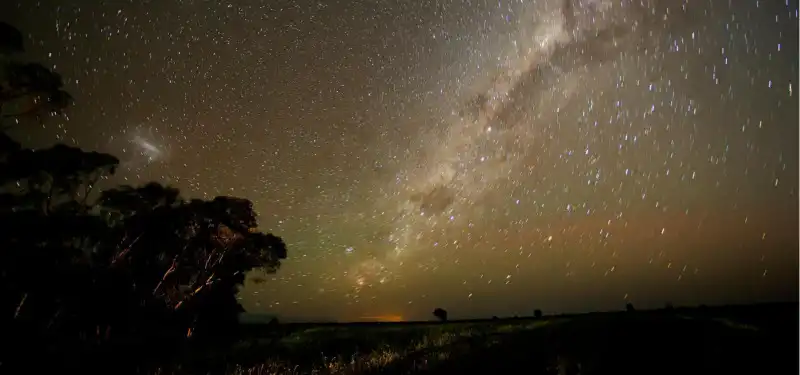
[2,0,797,321]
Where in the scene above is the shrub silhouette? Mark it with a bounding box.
[433,308,448,322]
[534,309,543,318]
[626,302,636,312]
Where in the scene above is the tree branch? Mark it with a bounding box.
[153,255,180,295]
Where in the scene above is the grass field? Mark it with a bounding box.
[163,302,797,375]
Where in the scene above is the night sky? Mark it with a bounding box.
[2,0,797,322]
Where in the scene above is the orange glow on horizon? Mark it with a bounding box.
[360,315,404,322]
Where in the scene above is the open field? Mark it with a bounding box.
[167,302,797,375]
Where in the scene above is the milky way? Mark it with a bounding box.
[2,0,797,321]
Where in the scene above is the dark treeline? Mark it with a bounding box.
[0,22,287,374]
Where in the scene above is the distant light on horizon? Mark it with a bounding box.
[360,315,404,322]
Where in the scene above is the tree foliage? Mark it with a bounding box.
[433,307,448,322]
[0,23,288,372]
[0,22,24,54]
[0,22,72,121]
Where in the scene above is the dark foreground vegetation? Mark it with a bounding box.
[172,302,796,375]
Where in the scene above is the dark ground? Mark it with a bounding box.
[179,302,797,374]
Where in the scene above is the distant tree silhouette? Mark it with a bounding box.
[0,22,288,373]
[433,308,448,322]
[664,302,674,311]
[534,309,543,318]
[626,302,636,312]
[492,315,499,320]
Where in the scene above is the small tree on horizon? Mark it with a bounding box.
[626,302,636,312]
[433,308,448,322]
[534,309,543,318]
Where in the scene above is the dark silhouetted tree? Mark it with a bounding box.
[97,187,288,348]
[0,22,24,54]
[1,23,72,122]
[433,308,448,322]
[626,302,636,312]
[0,22,288,373]
[0,139,124,371]
[534,309,543,318]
